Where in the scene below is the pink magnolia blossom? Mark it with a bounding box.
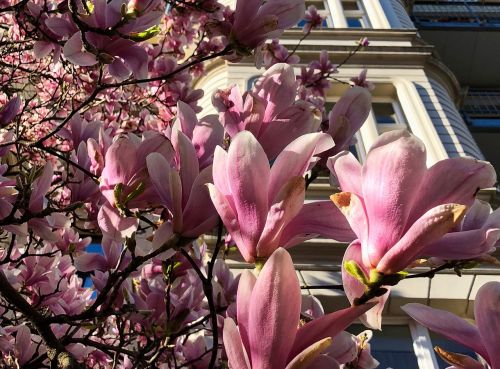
[303,5,325,33]
[260,39,300,69]
[208,131,354,263]
[146,121,220,238]
[422,199,500,260]
[323,86,372,157]
[99,132,173,210]
[403,281,500,369]
[167,101,224,169]
[0,96,21,127]
[213,63,322,160]
[223,248,375,369]
[229,0,305,56]
[328,130,496,328]
[350,69,374,91]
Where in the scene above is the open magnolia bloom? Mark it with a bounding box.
[208,131,354,263]
[223,248,375,369]
[229,0,304,55]
[213,64,322,160]
[402,281,500,369]
[327,130,497,328]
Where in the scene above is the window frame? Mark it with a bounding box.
[372,97,409,134]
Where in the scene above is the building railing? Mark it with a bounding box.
[411,0,500,27]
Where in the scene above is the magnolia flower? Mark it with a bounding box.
[403,281,500,369]
[100,132,173,210]
[167,101,224,169]
[323,86,372,157]
[229,0,305,55]
[423,199,500,260]
[0,96,21,127]
[328,130,496,328]
[223,248,375,369]
[213,64,321,160]
[303,5,325,33]
[147,118,220,238]
[208,131,354,263]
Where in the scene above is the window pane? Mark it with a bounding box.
[346,17,363,27]
[373,102,398,124]
[348,325,419,369]
[430,332,478,369]
[342,0,360,11]
[468,117,500,129]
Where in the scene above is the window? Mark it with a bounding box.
[342,0,370,28]
[372,98,408,134]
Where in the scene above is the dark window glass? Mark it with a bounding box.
[342,1,360,11]
[469,117,500,129]
[373,102,398,124]
[347,17,363,27]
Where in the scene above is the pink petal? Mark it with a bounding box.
[45,17,74,38]
[279,201,356,247]
[227,131,270,256]
[33,40,53,59]
[248,248,300,369]
[285,337,333,369]
[237,270,257,358]
[256,176,305,258]
[212,146,231,196]
[289,304,375,361]
[377,203,467,274]
[176,101,198,139]
[181,165,218,237]
[241,92,265,137]
[463,200,492,231]
[327,151,362,195]
[223,318,251,369]
[409,157,496,223]
[258,0,305,30]
[421,228,500,260]
[29,162,53,213]
[254,63,297,121]
[269,132,334,202]
[193,115,224,169]
[146,153,183,231]
[97,203,138,242]
[362,130,426,267]
[74,253,108,272]
[258,102,321,160]
[63,32,97,66]
[207,184,252,262]
[327,86,371,152]
[401,303,488,360]
[233,0,261,34]
[108,58,131,81]
[330,192,369,251]
[172,130,200,208]
[475,281,500,368]
[100,136,138,206]
[16,325,35,364]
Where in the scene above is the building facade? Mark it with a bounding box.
[195,1,500,368]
